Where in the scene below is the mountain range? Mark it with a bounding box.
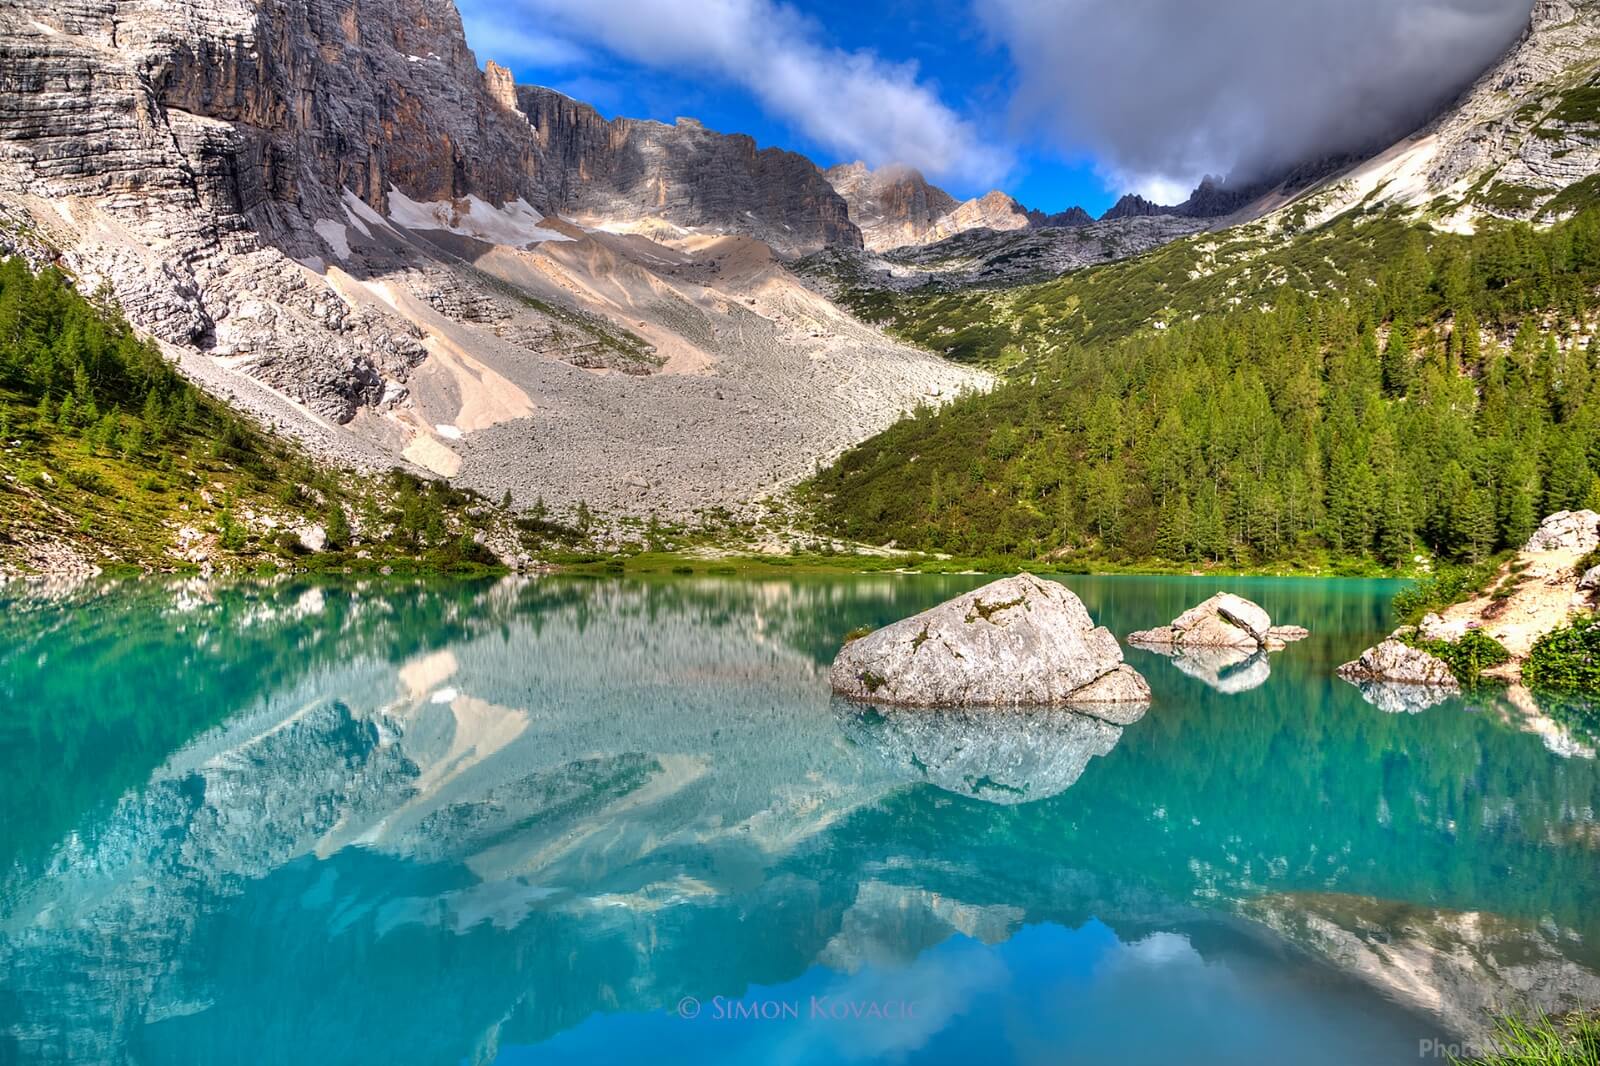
[0,0,1597,549]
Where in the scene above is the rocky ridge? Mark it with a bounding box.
[519,85,859,255]
[825,161,1100,254]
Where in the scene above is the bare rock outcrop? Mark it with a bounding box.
[829,574,1150,721]
[1524,510,1600,553]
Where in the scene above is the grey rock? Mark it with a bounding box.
[828,574,1150,714]
[296,524,328,553]
[1130,592,1280,650]
[1337,640,1461,691]
[1580,565,1600,591]
[1525,510,1600,552]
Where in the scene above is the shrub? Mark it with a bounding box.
[1399,629,1511,685]
[1524,615,1600,694]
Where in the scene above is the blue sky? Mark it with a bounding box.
[457,0,1118,214]
[456,0,1532,218]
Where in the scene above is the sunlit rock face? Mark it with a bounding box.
[829,574,1150,716]
[521,88,859,256]
[833,699,1131,805]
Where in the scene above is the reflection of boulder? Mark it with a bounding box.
[834,696,1134,805]
[1337,640,1460,713]
[1245,892,1600,1051]
[829,574,1150,716]
[1143,644,1273,694]
[1342,679,1457,715]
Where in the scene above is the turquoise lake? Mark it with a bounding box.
[2,573,1599,1065]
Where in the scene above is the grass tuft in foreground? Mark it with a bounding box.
[1452,1012,1600,1066]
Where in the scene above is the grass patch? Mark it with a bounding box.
[1393,554,1513,625]
[1451,1010,1600,1065]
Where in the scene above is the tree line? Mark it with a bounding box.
[812,208,1600,566]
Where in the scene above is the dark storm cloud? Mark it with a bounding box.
[980,0,1533,201]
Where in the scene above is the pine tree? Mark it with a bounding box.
[1382,320,1414,397]
[325,503,352,550]
[1155,494,1193,561]
[1459,486,1497,563]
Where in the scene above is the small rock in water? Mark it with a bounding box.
[1336,640,1459,690]
[1130,592,1290,651]
[828,573,1149,720]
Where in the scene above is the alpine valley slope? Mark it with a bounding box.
[0,0,985,520]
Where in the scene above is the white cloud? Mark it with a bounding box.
[461,0,1011,187]
[459,15,587,69]
[980,0,1531,201]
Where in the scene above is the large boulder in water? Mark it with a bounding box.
[1130,592,1293,651]
[828,574,1149,721]
[1525,510,1600,552]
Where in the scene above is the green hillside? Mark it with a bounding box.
[0,259,509,574]
[806,208,1600,569]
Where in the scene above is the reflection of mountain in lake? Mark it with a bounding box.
[2,575,1599,1063]
[834,698,1130,804]
[1245,892,1600,1047]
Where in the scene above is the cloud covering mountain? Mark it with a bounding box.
[979,0,1533,201]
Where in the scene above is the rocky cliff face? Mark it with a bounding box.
[517,86,860,254]
[0,0,994,520]
[824,162,1101,252]
[824,161,959,250]
[1424,0,1600,221]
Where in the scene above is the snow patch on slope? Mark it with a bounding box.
[313,219,351,260]
[386,187,572,247]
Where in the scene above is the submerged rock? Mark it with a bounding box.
[834,698,1134,805]
[828,574,1149,717]
[1524,510,1600,552]
[1130,592,1302,651]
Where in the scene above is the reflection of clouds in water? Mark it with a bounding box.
[779,941,1009,1062]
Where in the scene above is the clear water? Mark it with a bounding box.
[2,574,1598,1066]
